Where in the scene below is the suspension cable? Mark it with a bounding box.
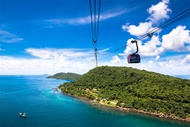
[139,8,190,40]
[89,0,101,43]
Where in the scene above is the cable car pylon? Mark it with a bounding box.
[94,48,98,67]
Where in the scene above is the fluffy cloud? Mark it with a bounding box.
[122,0,171,36]
[0,30,23,43]
[0,48,96,75]
[111,55,122,63]
[1,47,189,75]
[147,0,171,23]
[122,22,153,36]
[162,26,190,51]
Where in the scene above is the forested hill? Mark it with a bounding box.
[59,66,190,120]
[47,72,82,80]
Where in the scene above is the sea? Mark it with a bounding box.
[0,75,190,127]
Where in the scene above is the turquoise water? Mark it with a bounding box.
[0,75,190,127]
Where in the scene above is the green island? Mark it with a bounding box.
[58,66,190,122]
[47,72,82,81]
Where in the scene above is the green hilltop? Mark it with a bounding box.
[59,66,190,120]
[47,72,82,81]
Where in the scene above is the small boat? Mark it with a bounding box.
[19,112,27,118]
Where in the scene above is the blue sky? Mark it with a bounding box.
[0,0,190,75]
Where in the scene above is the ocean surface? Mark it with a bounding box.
[0,75,190,127]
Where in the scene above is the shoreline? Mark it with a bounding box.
[57,88,190,123]
[89,100,190,123]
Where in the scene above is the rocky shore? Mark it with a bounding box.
[115,106,190,123]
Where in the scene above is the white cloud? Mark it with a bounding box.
[122,22,153,36]
[155,56,190,75]
[0,48,100,75]
[1,48,189,75]
[0,30,23,43]
[162,26,190,51]
[122,0,171,37]
[147,0,171,24]
[111,55,122,63]
[0,48,117,75]
[45,9,128,26]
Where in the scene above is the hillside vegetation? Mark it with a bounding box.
[47,72,82,80]
[59,66,190,119]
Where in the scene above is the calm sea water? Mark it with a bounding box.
[0,75,190,127]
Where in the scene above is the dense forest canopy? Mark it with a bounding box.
[47,72,82,80]
[59,66,190,119]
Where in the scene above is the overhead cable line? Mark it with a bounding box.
[109,42,133,53]
[139,7,190,40]
[110,7,190,53]
[89,0,101,67]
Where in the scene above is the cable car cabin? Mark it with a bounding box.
[128,54,141,63]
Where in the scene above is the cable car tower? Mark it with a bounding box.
[89,0,101,67]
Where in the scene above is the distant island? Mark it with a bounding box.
[59,66,190,122]
[47,72,82,81]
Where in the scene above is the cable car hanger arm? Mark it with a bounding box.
[131,40,138,54]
